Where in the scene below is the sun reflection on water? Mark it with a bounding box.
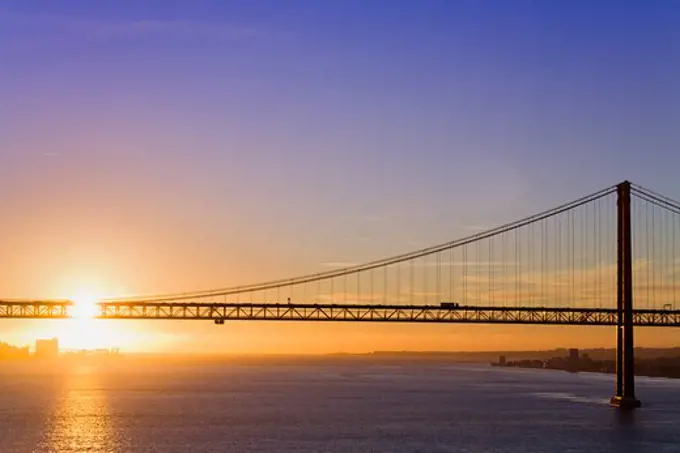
[42,367,118,453]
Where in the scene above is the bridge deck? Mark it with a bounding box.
[1,301,680,326]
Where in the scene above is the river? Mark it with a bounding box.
[1,358,679,452]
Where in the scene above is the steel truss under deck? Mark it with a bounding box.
[1,301,680,327]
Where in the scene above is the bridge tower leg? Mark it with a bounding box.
[611,181,641,410]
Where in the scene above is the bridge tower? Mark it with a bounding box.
[611,181,642,410]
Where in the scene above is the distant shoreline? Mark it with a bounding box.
[4,346,680,363]
[491,353,680,380]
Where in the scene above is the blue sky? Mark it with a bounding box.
[1,0,679,288]
[0,1,679,351]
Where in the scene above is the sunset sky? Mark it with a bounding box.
[1,1,679,353]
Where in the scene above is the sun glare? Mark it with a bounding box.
[31,285,150,352]
[71,291,101,319]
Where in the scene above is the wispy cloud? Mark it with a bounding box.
[320,260,520,270]
[463,225,495,232]
[260,258,680,308]
[320,262,360,268]
[0,11,276,42]
[358,212,399,223]
[415,261,520,268]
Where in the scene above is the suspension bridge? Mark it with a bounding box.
[3,181,680,409]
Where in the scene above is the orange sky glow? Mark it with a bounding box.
[2,2,679,355]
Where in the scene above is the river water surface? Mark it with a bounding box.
[1,358,679,452]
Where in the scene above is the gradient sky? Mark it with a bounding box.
[1,1,679,353]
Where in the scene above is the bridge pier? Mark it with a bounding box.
[611,181,641,410]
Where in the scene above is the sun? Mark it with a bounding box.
[70,290,102,319]
[34,284,144,352]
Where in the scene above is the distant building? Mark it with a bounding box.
[567,348,580,372]
[568,348,580,361]
[0,342,30,360]
[498,355,506,365]
[35,338,59,359]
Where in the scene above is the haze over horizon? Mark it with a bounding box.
[1,1,679,353]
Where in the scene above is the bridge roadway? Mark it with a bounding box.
[1,301,680,327]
